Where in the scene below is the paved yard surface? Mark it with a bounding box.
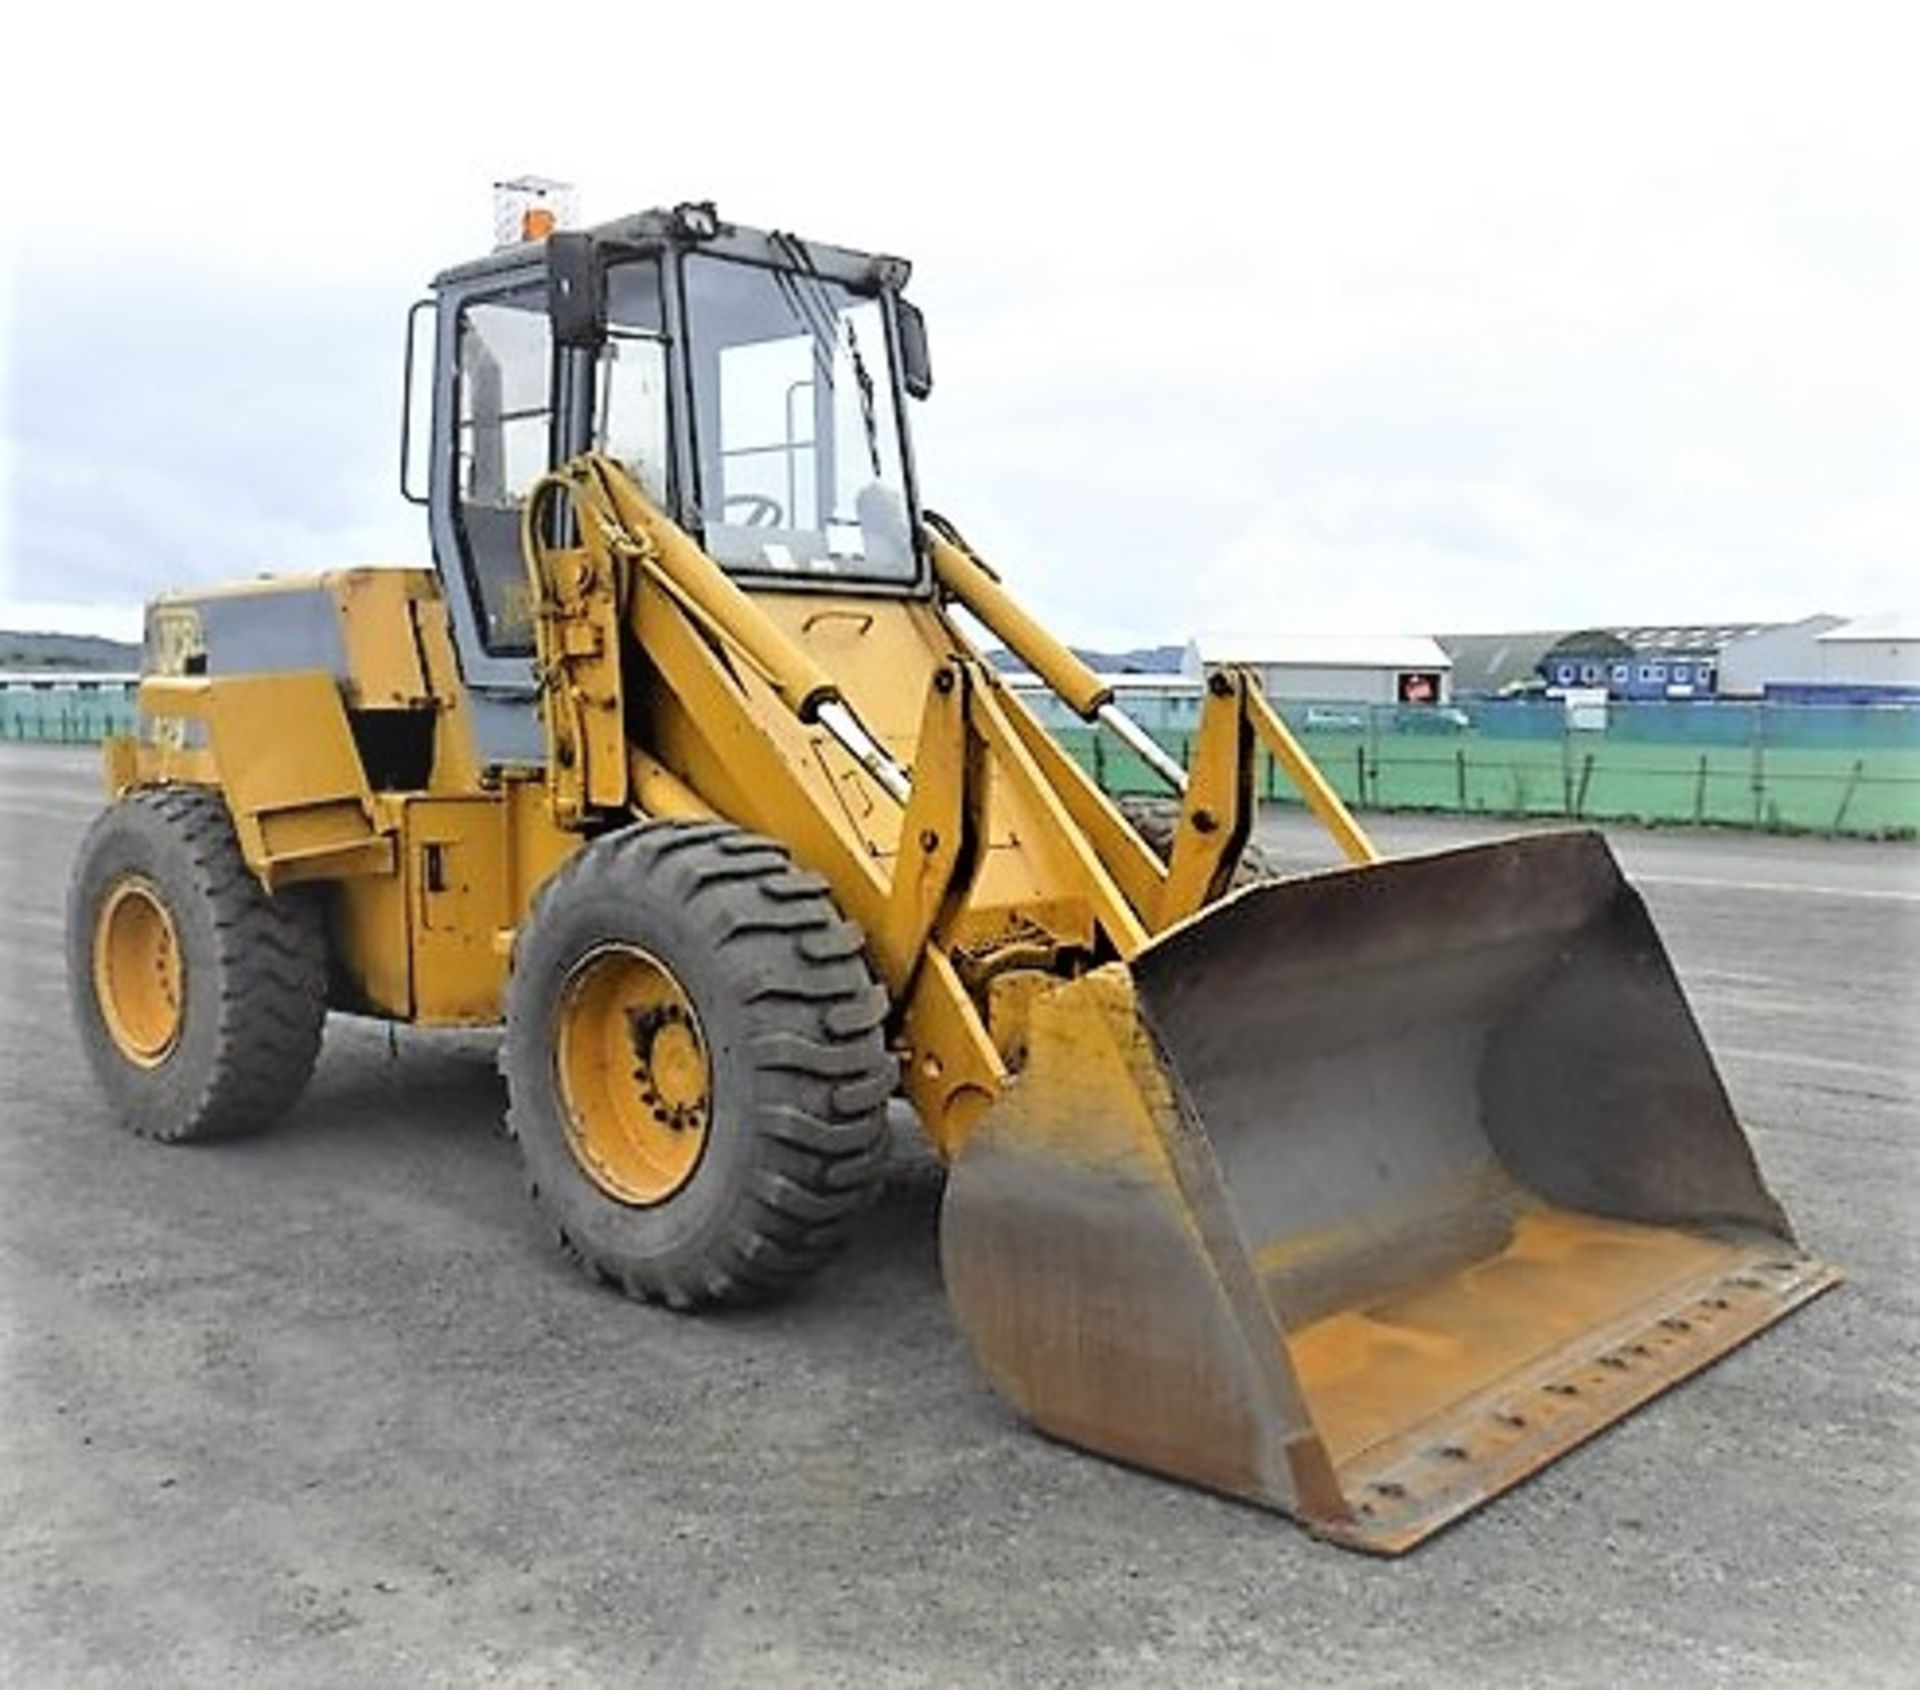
[3,745,1915,1686]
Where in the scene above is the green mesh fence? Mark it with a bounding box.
[10,681,1915,838]
[1042,696,1920,839]
[0,687,140,745]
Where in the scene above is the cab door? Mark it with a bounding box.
[425,258,673,762]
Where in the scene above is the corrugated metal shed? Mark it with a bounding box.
[1716,616,1845,696]
[1184,634,1452,673]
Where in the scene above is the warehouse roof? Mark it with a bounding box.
[1185,633,1451,671]
[1821,610,1920,642]
[1548,623,1774,658]
[1002,670,1199,692]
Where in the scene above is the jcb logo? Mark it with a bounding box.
[144,604,206,750]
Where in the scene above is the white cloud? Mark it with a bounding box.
[3,0,1915,646]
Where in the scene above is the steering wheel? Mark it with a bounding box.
[721,494,784,528]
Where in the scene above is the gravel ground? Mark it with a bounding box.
[3,745,1915,1687]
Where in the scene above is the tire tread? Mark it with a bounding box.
[69,786,327,1141]
[505,820,894,1308]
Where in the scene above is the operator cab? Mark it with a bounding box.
[407,203,933,697]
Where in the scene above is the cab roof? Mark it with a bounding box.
[430,203,911,295]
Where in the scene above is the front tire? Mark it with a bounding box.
[1117,795,1278,886]
[66,787,328,1141]
[504,821,894,1309]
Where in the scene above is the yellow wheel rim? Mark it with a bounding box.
[92,876,185,1067]
[555,944,712,1206]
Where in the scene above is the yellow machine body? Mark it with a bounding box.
[103,410,1837,1546]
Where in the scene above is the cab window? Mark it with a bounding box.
[455,285,550,653]
[454,262,667,655]
[596,261,671,508]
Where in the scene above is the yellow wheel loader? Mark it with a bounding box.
[67,203,1837,1552]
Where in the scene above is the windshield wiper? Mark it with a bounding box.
[842,316,882,478]
[772,231,883,479]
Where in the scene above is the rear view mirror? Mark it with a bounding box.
[897,298,932,400]
[547,232,606,349]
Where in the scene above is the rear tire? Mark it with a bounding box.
[66,787,328,1141]
[504,821,894,1309]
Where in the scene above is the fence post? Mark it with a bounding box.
[1369,706,1384,808]
[1354,745,1367,807]
[1749,706,1766,827]
[1831,758,1865,837]
[1694,754,1708,825]
[1573,751,1595,819]
[1091,733,1106,791]
[1454,747,1467,810]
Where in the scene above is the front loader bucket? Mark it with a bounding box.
[941,831,1838,1553]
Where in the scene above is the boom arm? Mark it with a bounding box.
[519,453,1376,1151]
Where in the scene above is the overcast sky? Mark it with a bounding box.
[2,1,1914,648]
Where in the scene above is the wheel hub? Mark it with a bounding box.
[92,876,184,1067]
[556,944,712,1205]
[628,1002,707,1129]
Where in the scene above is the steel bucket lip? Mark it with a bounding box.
[1310,1243,1842,1554]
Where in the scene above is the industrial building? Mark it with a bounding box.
[1724,612,1920,702]
[1709,616,1847,697]
[1811,613,1920,696]
[1183,633,1453,705]
[1534,625,1773,701]
[1529,614,1920,704]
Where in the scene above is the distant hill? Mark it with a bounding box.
[0,630,142,671]
[987,644,1184,676]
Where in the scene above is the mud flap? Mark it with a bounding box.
[940,831,1840,1553]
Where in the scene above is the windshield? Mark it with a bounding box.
[682,252,917,582]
